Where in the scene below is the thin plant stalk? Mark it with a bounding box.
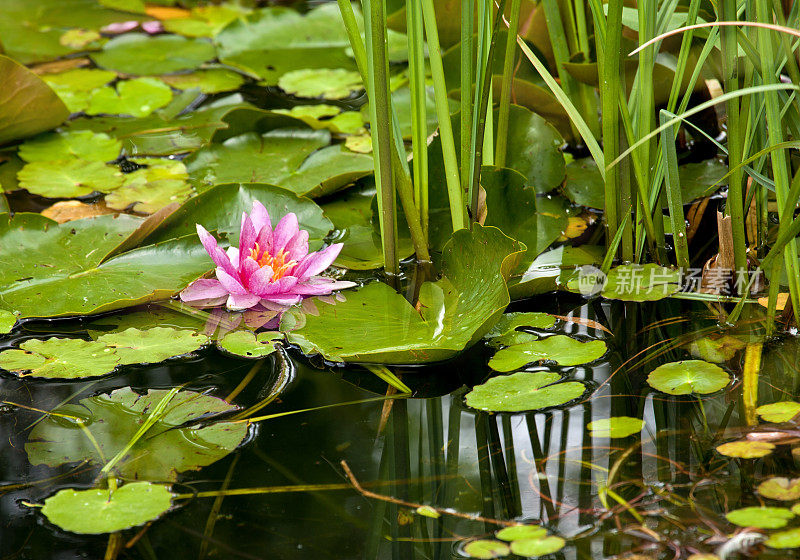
[495,0,522,168]
[407,0,429,238]
[542,0,582,140]
[461,0,475,196]
[660,111,690,269]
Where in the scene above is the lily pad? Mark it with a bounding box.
[0,213,213,318]
[0,338,118,379]
[87,78,174,118]
[283,225,525,364]
[96,327,208,364]
[160,69,245,94]
[758,478,800,501]
[766,528,800,549]
[756,402,800,423]
[726,506,794,529]
[484,312,556,348]
[218,331,281,358]
[18,131,121,163]
[495,525,547,541]
[26,387,248,480]
[600,264,681,301]
[716,440,775,458]
[41,482,172,535]
[686,335,747,363]
[0,309,16,333]
[587,417,645,438]
[465,371,585,412]
[0,55,70,146]
[509,536,566,557]
[275,105,366,135]
[463,540,510,559]
[104,158,193,214]
[163,4,251,38]
[42,68,118,113]
[278,68,363,100]
[17,159,124,198]
[186,129,373,197]
[91,34,216,75]
[488,335,607,372]
[647,360,730,395]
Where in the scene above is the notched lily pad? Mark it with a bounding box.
[218,331,281,358]
[41,482,172,534]
[87,78,173,118]
[601,264,681,302]
[160,68,245,94]
[509,536,566,557]
[42,68,117,113]
[757,402,800,423]
[758,477,800,501]
[17,159,124,198]
[96,327,208,364]
[104,158,193,214]
[463,539,510,559]
[766,527,800,549]
[686,335,747,363]
[647,360,730,395]
[726,506,794,529]
[488,335,607,372]
[91,33,216,75]
[484,312,556,348]
[0,338,118,379]
[18,130,121,163]
[716,440,775,459]
[587,416,644,438]
[465,371,585,412]
[278,68,363,99]
[26,387,248,481]
[495,525,547,541]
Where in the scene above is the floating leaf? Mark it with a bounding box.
[96,327,208,364]
[484,312,556,348]
[488,335,607,372]
[163,4,251,38]
[87,78,173,118]
[278,68,363,99]
[465,371,585,412]
[104,158,193,213]
[160,68,245,93]
[0,55,70,146]
[0,310,16,333]
[41,482,172,535]
[415,505,440,519]
[0,338,118,379]
[509,536,566,557]
[27,387,248,480]
[766,528,800,549]
[42,69,118,112]
[647,360,730,395]
[686,335,747,363]
[600,264,681,302]
[218,331,280,358]
[587,417,644,438]
[756,402,800,423]
[726,506,794,529]
[19,130,121,163]
[463,540,510,559]
[186,129,373,198]
[758,478,800,501]
[275,105,365,135]
[92,34,216,75]
[17,159,124,198]
[716,440,775,459]
[495,525,547,541]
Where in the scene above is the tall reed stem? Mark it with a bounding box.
[407,0,429,238]
[495,0,522,168]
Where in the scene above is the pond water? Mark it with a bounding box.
[3,293,795,560]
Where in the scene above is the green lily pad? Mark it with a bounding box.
[726,506,794,529]
[758,478,800,501]
[160,69,245,94]
[488,335,607,372]
[484,312,556,348]
[42,482,172,535]
[757,402,800,423]
[463,540,510,559]
[509,536,566,557]
[587,417,645,438]
[92,34,216,75]
[766,528,800,549]
[601,264,681,301]
[275,105,366,135]
[0,213,213,318]
[465,371,585,412]
[278,68,363,100]
[215,4,359,85]
[18,131,121,163]
[96,327,208,364]
[104,158,193,214]
[26,387,248,481]
[716,440,775,458]
[218,331,281,358]
[163,4,251,38]
[185,129,373,197]
[0,309,16,333]
[283,225,524,364]
[510,245,604,299]
[0,338,118,379]
[647,360,730,395]
[495,525,547,541]
[87,78,173,118]
[0,55,70,146]
[42,68,117,113]
[17,159,124,198]
[686,335,747,363]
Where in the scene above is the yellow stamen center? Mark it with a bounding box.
[249,243,296,280]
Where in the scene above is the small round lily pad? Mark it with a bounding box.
[87,78,173,118]
[218,331,281,358]
[104,158,193,214]
[278,68,363,99]
[726,506,794,528]
[485,312,556,348]
[495,525,547,541]
[41,482,172,534]
[18,159,124,198]
[509,535,565,557]
[462,539,510,559]
[91,34,216,75]
[96,327,209,365]
[0,338,118,379]
[716,440,775,459]
[647,360,730,395]
[488,335,607,372]
[587,416,644,438]
[465,371,585,412]
[42,68,117,113]
[160,68,245,93]
[758,478,800,501]
[18,130,121,163]
[600,263,681,301]
[757,402,800,423]
[766,527,800,549]
[686,335,746,363]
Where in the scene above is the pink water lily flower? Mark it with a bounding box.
[180,201,355,311]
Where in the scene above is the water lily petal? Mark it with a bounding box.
[293,279,357,295]
[247,265,275,296]
[250,200,272,233]
[239,256,260,286]
[197,224,237,276]
[259,275,299,295]
[226,246,239,269]
[272,213,299,254]
[283,229,309,262]
[216,267,247,295]
[226,293,262,311]
[238,213,257,266]
[293,243,342,278]
[180,278,229,302]
[261,294,302,306]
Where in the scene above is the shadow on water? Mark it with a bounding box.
[2,293,800,559]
